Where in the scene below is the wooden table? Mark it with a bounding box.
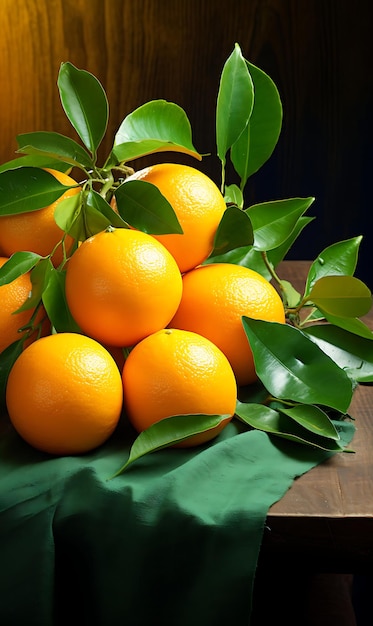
[261,261,373,574]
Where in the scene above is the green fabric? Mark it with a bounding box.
[0,416,354,626]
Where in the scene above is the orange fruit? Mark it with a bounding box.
[0,168,80,266]
[0,256,47,354]
[122,328,237,447]
[126,163,227,273]
[65,227,183,347]
[6,332,123,455]
[170,263,286,386]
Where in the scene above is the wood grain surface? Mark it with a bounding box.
[1,0,372,286]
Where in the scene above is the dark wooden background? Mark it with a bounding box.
[1,0,372,287]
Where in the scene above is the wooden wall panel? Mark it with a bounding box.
[0,0,372,285]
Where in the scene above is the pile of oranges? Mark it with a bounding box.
[0,163,285,456]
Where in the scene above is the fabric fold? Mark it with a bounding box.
[0,419,355,625]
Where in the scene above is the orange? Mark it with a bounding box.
[170,263,286,386]
[6,332,123,455]
[0,256,47,354]
[65,226,183,347]
[0,168,80,266]
[122,328,237,447]
[126,163,227,273]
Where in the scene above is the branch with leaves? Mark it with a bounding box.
[0,44,372,472]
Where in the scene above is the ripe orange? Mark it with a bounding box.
[65,227,183,347]
[122,328,237,447]
[170,263,286,386]
[0,257,47,354]
[0,168,80,266]
[126,163,227,273]
[6,332,123,455]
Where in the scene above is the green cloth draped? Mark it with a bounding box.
[0,416,354,626]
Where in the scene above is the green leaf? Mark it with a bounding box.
[114,180,183,235]
[17,131,94,170]
[53,193,83,237]
[279,404,340,440]
[55,190,127,241]
[204,216,314,277]
[0,340,24,407]
[204,243,254,268]
[85,190,129,229]
[42,269,81,332]
[0,252,42,285]
[209,205,253,258]
[0,155,72,174]
[308,275,372,317]
[319,313,373,340]
[216,43,254,164]
[231,60,283,188]
[305,236,363,294]
[280,279,302,308]
[113,100,201,163]
[235,401,345,451]
[113,413,230,474]
[304,323,373,382]
[55,190,122,241]
[78,203,113,239]
[57,62,109,155]
[268,216,316,268]
[15,258,54,313]
[113,140,201,165]
[0,167,75,216]
[247,197,315,251]
[242,318,353,412]
[224,184,244,208]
